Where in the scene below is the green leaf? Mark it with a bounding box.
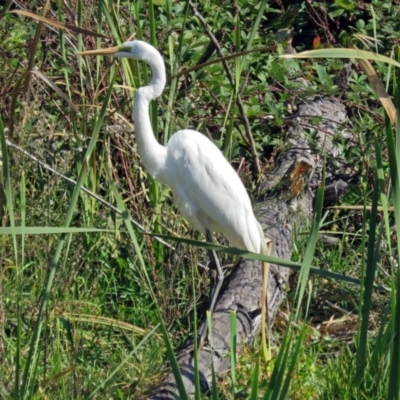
[282,48,400,70]
[148,233,389,291]
[335,0,356,11]
[0,227,111,235]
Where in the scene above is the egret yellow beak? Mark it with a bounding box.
[77,45,121,56]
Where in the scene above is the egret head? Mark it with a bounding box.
[78,39,166,98]
[77,40,157,63]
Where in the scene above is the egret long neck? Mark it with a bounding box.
[133,49,167,181]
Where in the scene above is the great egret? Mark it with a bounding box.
[78,40,271,354]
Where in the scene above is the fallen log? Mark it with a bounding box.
[148,90,353,398]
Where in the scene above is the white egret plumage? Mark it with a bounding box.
[78,40,271,355]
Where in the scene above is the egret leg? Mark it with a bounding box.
[199,230,224,346]
[205,230,224,314]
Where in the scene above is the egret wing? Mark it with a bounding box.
[166,130,261,252]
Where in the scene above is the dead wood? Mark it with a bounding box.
[148,93,353,399]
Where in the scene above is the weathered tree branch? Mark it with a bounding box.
[148,95,353,399]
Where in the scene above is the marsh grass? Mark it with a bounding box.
[1,1,399,399]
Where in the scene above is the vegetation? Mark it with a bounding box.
[1,0,400,398]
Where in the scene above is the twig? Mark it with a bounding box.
[188,1,261,175]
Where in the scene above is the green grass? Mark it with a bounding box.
[1,0,400,398]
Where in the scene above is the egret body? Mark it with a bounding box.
[78,41,270,355]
